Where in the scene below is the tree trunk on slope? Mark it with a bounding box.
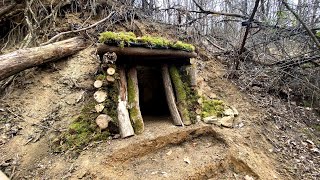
[0,37,88,81]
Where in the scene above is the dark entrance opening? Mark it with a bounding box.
[137,66,170,118]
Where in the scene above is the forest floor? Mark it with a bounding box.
[0,44,319,180]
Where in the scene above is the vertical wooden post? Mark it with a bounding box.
[189,64,197,88]
[169,65,191,126]
[117,66,135,138]
[127,65,145,134]
[161,64,184,126]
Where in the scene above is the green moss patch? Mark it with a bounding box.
[171,41,195,52]
[99,31,137,48]
[99,31,195,52]
[139,35,171,48]
[52,82,119,153]
[52,101,109,152]
[169,65,191,125]
[102,82,119,122]
[169,66,187,102]
[202,99,225,118]
[180,68,201,123]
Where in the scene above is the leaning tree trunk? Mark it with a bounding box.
[169,65,191,126]
[0,37,88,81]
[161,64,184,126]
[127,65,144,134]
[117,66,135,138]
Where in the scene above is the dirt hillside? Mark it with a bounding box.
[0,34,319,180]
[0,46,282,180]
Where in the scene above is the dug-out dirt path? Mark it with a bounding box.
[1,47,281,179]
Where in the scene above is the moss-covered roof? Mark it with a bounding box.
[99,31,195,52]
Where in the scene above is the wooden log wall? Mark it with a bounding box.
[117,66,135,138]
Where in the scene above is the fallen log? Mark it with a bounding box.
[97,44,197,59]
[127,65,144,134]
[0,37,88,81]
[117,66,135,138]
[169,65,191,125]
[161,64,184,126]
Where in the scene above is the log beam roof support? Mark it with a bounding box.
[97,44,197,59]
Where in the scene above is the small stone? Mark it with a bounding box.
[95,114,112,130]
[197,98,203,104]
[244,175,254,180]
[310,147,320,154]
[196,115,201,122]
[77,171,87,179]
[183,157,191,164]
[238,122,244,128]
[94,90,107,103]
[113,134,121,139]
[231,106,239,116]
[94,80,103,88]
[95,104,105,113]
[166,150,172,156]
[190,58,196,64]
[195,109,202,115]
[209,93,217,99]
[223,108,234,116]
[203,116,218,124]
[161,172,168,177]
[220,116,234,128]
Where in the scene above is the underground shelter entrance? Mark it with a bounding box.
[97,37,197,138]
[137,66,170,118]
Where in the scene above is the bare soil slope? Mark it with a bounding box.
[0,46,318,179]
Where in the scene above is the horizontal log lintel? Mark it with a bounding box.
[97,44,197,59]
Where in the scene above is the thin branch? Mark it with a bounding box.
[41,11,115,45]
[281,0,320,51]
[0,2,17,18]
[191,0,248,19]
[204,36,226,51]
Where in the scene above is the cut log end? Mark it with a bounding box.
[106,75,115,82]
[96,114,112,130]
[94,80,103,88]
[95,104,105,113]
[107,67,115,75]
[94,90,107,103]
